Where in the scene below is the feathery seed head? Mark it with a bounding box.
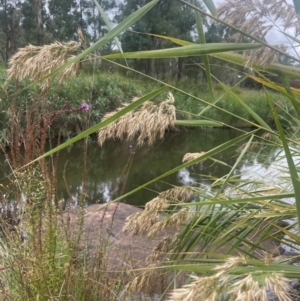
[182,152,206,163]
[214,256,247,274]
[146,235,174,263]
[228,274,266,301]
[265,274,292,301]
[218,0,298,66]
[168,275,222,301]
[98,92,177,147]
[122,211,159,235]
[159,187,194,202]
[7,41,81,91]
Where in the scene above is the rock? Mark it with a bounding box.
[62,202,292,297]
[63,202,170,270]
[64,202,285,266]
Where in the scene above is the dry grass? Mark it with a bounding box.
[98,92,176,147]
[7,41,81,90]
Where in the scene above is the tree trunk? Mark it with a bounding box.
[34,0,43,45]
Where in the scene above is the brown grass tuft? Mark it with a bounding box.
[7,41,81,90]
[98,92,177,147]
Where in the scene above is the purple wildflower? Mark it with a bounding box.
[80,103,90,111]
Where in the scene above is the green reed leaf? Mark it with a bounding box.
[212,52,300,80]
[194,0,213,97]
[201,0,217,16]
[267,93,300,226]
[102,43,261,59]
[174,120,222,126]
[93,0,124,56]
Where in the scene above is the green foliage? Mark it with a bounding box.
[2,0,300,299]
[0,185,123,301]
[116,0,205,77]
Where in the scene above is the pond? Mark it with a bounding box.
[0,128,281,207]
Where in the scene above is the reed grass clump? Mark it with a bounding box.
[0,180,126,301]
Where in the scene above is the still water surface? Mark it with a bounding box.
[0,128,280,206]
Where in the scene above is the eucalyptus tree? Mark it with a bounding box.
[116,0,206,77]
[20,0,49,45]
[88,0,117,43]
[0,0,22,61]
[46,0,81,41]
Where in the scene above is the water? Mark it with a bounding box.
[0,128,286,206]
[1,128,299,255]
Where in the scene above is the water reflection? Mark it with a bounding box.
[0,128,278,206]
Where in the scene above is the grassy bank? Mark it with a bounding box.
[0,69,295,144]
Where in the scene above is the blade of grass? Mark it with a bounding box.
[102,43,261,59]
[174,120,222,127]
[126,31,300,81]
[277,30,300,45]
[168,263,300,278]
[212,52,300,80]
[248,72,300,124]
[217,80,282,144]
[182,193,295,207]
[215,135,254,196]
[266,91,300,225]
[93,0,128,67]
[201,0,217,16]
[193,0,213,97]
[279,75,300,118]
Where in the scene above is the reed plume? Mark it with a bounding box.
[168,256,292,301]
[182,152,206,163]
[7,41,81,90]
[98,92,176,147]
[123,187,194,236]
[218,0,297,66]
